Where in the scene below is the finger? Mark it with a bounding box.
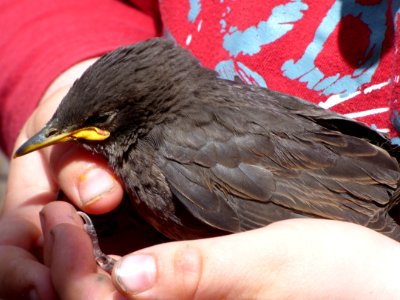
[112,232,265,299]
[111,219,400,299]
[0,246,57,300]
[50,223,120,299]
[6,133,56,213]
[41,202,122,299]
[1,154,56,299]
[0,216,57,299]
[40,201,83,266]
[50,143,124,214]
[1,146,55,299]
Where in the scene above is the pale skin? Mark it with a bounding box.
[1,59,400,299]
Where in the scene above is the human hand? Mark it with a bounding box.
[0,59,125,299]
[3,60,400,300]
[43,202,400,300]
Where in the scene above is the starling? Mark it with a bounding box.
[15,38,400,242]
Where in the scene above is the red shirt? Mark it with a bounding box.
[0,0,399,156]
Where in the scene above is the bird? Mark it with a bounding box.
[15,38,400,242]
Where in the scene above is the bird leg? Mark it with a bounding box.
[77,211,117,274]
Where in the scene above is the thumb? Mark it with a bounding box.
[111,232,267,300]
[111,222,299,299]
[111,219,400,300]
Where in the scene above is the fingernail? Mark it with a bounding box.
[114,254,157,295]
[78,167,115,206]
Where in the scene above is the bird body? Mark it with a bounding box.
[16,38,400,241]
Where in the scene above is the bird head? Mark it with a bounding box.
[14,38,212,158]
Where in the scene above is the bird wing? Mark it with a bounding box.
[155,85,400,233]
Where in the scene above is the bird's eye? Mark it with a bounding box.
[46,128,58,137]
[85,113,114,126]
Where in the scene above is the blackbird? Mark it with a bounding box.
[15,38,400,241]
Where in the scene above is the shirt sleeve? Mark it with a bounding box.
[0,0,160,156]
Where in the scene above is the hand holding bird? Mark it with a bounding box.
[40,201,400,299]
[4,38,400,299]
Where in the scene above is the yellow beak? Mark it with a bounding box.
[14,126,110,158]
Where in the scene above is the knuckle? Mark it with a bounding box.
[173,244,203,300]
